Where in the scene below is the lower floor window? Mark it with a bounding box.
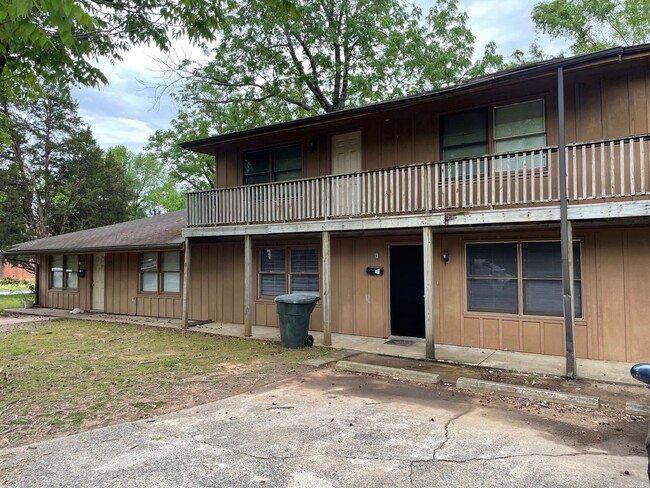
[139,251,181,293]
[49,255,78,290]
[259,247,319,297]
[466,241,582,318]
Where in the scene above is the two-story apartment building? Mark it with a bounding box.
[8,45,650,374]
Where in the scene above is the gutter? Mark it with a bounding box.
[3,242,185,256]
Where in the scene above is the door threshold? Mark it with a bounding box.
[386,336,425,345]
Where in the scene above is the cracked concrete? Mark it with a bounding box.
[0,370,646,487]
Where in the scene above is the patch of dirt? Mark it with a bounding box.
[0,362,316,449]
[0,314,57,334]
[305,368,648,459]
[335,353,649,455]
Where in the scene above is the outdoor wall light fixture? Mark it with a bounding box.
[441,250,449,265]
[309,139,317,152]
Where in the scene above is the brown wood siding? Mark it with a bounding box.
[181,227,650,363]
[433,227,650,362]
[104,252,182,319]
[211,58,650,188]
[188,241,244,323]
[38,254,91,311]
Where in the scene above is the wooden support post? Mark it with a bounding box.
[322,230,332,346]
[558,66,576,378]
[181,238,192,329]
[423,226,435,359]
[244,235,253,337]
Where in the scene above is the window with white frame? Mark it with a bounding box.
[466,241,581,318]
[259,247,319,297]
[139,251,181,294]
[49,255,78,289]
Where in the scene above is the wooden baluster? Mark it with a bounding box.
[630,137,636,194]
[641,138,646,194]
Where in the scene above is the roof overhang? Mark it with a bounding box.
[180,45,650,155]
[3,242,184,256]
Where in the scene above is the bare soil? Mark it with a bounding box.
[0,316,329,449]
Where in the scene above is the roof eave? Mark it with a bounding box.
[4,242,185,256]
[179,46,637,153]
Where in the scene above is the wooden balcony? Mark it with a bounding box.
[185,134,650,234]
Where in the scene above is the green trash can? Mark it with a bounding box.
[274,293,320,348]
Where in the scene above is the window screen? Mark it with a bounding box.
[260,249,286,296]
[494,100,546,170]
[466,243,518,313]
[243,149,271,185]
[243,144,302,185]
[274,145,302,181]
[65,256,79,290]
[161,252,180,293]
[140,252,158,292]
[522,241,581,317]
[441,108,488,161]
[50,255,63,288]
[290,249,319,293]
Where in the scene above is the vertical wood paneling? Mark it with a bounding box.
[602,75,631,138]
[595,232,627,360]
[623,228,650,362]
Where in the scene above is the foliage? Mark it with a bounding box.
[532,0,650,54]
[146,86,299,191]
[177,0,504,116]
[51,128,137,233]
[0,83,138,248]
[108,146,184,217]
[0,0,229,101]
[0,277,33,290]
[0,293,25,312]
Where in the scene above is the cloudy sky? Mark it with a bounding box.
[73,0,568,153]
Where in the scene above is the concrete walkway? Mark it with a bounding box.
[1,370,646,488]
[6,307,640,385]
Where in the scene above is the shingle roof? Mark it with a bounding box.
[5,210,185,255]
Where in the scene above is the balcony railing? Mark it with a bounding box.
[186,134,650,227]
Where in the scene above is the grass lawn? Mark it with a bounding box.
[0,294,30,313]
[0,319,330,448]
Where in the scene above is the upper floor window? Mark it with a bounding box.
[49,255,78,290]
[243,143,302,185]
[440,99,547,170]
[441,108,488,161]
[494,99,546,154]
[139,251,181,294]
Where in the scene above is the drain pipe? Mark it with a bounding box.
[1,255,39,306]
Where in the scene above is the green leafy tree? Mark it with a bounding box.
[51,129,138,234]
[177,0,504,116]
[147,86,298,191]
[0,0,229,99]
[532,0,650,54]
[0,83,138,248]
[108,146,183,217]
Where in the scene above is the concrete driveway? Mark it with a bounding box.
[1,370,646,487]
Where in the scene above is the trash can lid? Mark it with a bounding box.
[274,293,321,304]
